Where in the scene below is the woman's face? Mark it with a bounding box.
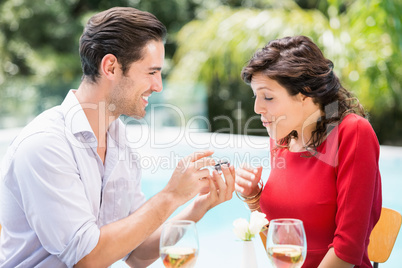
[251,73,306,140]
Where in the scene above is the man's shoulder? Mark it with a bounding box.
[1,106,71,178]
[10,106,67,150]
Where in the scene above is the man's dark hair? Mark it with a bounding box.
[79,7,167,83]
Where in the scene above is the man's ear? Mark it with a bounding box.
[100,54,119,80]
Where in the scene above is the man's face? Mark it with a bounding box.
[108,40,165,118]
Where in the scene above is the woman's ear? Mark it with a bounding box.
[301,94,321,112]
[295,92,308,103]
[100,54,119,80]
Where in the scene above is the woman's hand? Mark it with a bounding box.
[235,165,263,197]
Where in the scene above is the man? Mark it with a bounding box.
[0,7,235,267]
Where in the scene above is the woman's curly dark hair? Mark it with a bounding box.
[241,35,365,150]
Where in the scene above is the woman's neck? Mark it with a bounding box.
[288,109,323,152]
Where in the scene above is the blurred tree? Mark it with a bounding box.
[169,3,332,136]
[0,0,401,144]
[0,0,218,127]
[168,0,402,144]
[328,0,402,144]
[0,0,83,126]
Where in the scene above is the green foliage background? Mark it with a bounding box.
[0,0,401,144]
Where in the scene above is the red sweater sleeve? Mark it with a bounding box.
[329,115,382,265]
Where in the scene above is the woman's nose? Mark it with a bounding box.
[254,99,266,115]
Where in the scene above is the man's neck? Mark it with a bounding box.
[75,81,118,149]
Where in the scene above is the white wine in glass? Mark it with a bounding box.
[160,220,199,268]
[266,219,307,268]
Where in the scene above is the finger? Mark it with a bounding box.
[193,157,216,170]
[235,182,254,196]
[199,183,210,194]
[186,150,214,163]
[229,164,236,178]
[202,175,217,201]
[236,169,255,182]
[212,170,227,202]
[236,175,253,189]
[211,173,219,190]
[239,164,260,174]
[197,174,210,190]
[235,184,245,194]
[221,165,235,200]
[229,165,236,190]
[255,166,263,177]
[196,169,212,180]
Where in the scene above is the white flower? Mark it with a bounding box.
[233,218,249,241]
[249,211,269,235]
[233,211,269,241]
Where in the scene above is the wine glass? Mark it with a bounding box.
[160,220,199,268]
[266,219,307,268]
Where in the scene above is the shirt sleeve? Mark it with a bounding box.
[6,132,100,267]
[122,149,146,262]
[329,116,382,265]
[130,150,146,214]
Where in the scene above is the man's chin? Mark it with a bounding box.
[121,112,146,122]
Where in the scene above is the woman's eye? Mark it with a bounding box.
[265,97,273,101]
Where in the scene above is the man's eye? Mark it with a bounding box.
[150,71,156,75]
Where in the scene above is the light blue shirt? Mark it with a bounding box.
[0,90,145,267]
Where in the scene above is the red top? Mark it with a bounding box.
[260,114,382,267]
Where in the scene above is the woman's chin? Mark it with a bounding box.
[267,130,274,139]
[267,129,290,141]
[267,128,280,140]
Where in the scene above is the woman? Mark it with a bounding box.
[235,36,382,267]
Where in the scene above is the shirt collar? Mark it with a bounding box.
[61,90,94,136]
[61,90,127,149]
[108,117,127,149]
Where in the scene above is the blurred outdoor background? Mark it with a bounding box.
[1,1,402,267]
[0,0,401,144]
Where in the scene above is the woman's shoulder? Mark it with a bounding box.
[339,113,374,132]
[338,113,379,146]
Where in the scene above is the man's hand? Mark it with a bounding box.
[193,163,235,215]
[164,150,216,206]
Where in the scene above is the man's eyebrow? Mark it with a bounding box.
[149,67,162,71]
